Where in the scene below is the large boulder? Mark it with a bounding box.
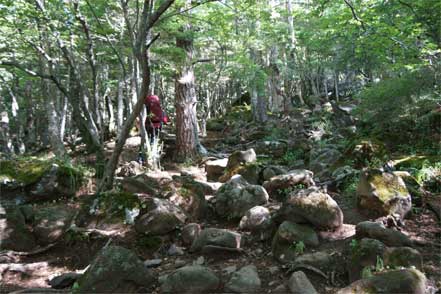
[169,176,208,221]
[278,187,343,230]
[357,169,412,219]
[355,221,412,247]
[226,149,257,171]
[76,245,154,293]
[159,265,220,293]
[32,205,75,245]
[0,205,36,251]
[263,169,315,199]
[337,269,426,294]
[190,228,242,253]
[225,264,261,293]
[205,158,228,182]
[215,175,269,219]
[135,197,187,235]
[272,221,319,263]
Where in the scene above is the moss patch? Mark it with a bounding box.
[368,172,408,203]
[0,158,52,185]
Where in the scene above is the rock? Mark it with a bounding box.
[205,158,228,182]
[29,163,83,200]
[49,272,81,289]
[0,206,37,251]
[76,245,154,293]
[226,149,257,171]
[255,140,288,158]
[182,223,202,246]
[135,197,186,235]
[355,221,412,247]
[273,284,289,293]
[159,265,220,293]
[236,163,261,185]
[194,256,205,265]
[32,205,75,245]
[337,269,426,294]
[309,147,341,180]
[119,174,158,195]
[144,259,162,268]
[190,228,242,253]
[263,169,315,198]
[272,221,319,262]
[357,169,412,219]
[278,187,343,230]
[288,271,318,294]
[294,252,335,272]
[174,258,186,268]
[348,238,387,282]
[224,265,237,274]
[215,175,269,219]
[239,206,271,230]
[348,238,423,282]
[268,266,279,274]
[225,264,261,293]
[262,166,288,181]
[116,161,144,177]
[384,246,423,270]
[168,244,184,256]
[169,178,208,221]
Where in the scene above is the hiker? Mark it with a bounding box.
[145,94,169,144]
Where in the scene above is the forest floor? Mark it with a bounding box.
[1,110,441,294]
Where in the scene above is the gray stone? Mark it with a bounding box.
[288,271,318,294]
[194,256,205,265]
[32,205,75,245]
[168,244,184,256]
[226,149,257,171]
[190,228,242,253]
[356,221,412,247]
[76,246,154,293]
[255,141,288,158]
[309,148,341,180]
[294,252,335,272]
[225,264,261,293]
[144,259,162,268]
[135,197,186,235]
[263,169,315,197]
[182,223,201,246]
[357,169,412,219]
[205,158,228,182]
[337,269,426,294]
[279,188,343,230]
[224,265,237,274]
[239,206,271,230]
[384,246,423,270]
[159,265,220,293]
[215,175,269,219]
[272,221,319,263]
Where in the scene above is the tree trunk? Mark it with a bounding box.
[175,23,200,160]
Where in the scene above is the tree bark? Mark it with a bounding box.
[175,22,200,160]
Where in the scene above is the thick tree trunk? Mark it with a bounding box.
[175,20,201,160]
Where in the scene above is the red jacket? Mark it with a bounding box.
[145,95,169,128]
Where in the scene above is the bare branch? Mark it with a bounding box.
[343,0,367,32]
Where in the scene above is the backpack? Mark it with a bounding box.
[148,101,163,124]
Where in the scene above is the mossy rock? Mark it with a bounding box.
[0,158,85,201]
[348,238,386,282]
[357,169,412,219]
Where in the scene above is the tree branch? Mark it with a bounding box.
[343,0,367,32]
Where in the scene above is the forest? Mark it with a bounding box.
[0,0,440,293]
